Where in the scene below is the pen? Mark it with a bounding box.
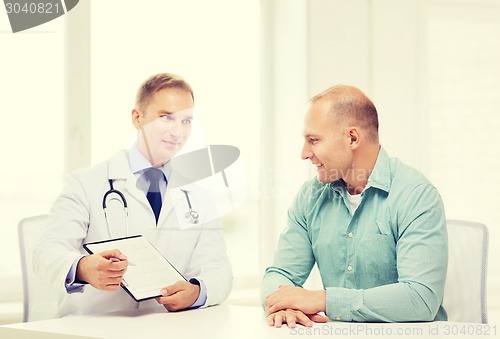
[110,257,136,266]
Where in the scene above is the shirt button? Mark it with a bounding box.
[347,232,353,238]
[335,316,341,320]
[347,265,353,271]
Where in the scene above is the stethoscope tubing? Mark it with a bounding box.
[102,179,200,237]
[103,179,130,237]
[181,189,200,224]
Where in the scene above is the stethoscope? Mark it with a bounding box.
[181,189,199,224]
[102,179,130,238]
[102,179,200,237]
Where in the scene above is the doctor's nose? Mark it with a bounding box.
[168,121,183,138]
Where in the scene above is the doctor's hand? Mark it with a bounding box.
[267,309,329,328]
[155,280,200,312]
[76,249,129,291]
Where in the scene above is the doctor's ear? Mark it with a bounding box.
[131,109,142,129]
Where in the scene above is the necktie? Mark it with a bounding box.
[145,168,165,224]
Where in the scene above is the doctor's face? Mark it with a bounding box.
[133,88,194,167]
[301,98,353,184]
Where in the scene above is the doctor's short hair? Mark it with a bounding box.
[135,73,194,112]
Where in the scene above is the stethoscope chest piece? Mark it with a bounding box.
[181,189,200,224]
[185,210,199,224]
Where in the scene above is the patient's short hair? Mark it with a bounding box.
[311,85,379,143]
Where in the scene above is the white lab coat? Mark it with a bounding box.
[33,150,233,317]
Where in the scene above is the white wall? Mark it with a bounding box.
[0,9,65,324]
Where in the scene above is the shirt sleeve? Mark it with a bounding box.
[260,182,316,306]
[65,256,87,293]
[325,184,448,322]
[188,278,207,308]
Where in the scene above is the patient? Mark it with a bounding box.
[261,85,448,327]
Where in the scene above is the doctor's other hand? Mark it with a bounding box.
[156,280,200,312]
[76,249,129,291]
[267,309,329,328]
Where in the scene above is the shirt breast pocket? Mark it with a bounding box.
[358,232,397,284]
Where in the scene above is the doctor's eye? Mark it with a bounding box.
[160,115,175,121]
[309,138,319,145]
[182,119,192,125]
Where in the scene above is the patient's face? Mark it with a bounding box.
[301,99,353,184]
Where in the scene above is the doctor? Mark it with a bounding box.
[33,73,233,316]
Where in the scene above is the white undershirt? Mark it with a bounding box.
[346,191,363,216]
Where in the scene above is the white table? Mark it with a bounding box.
[0,304,497,339]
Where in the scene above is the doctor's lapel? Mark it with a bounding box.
[157,168,197,227]
[157,189,184,227]
[108,151,151,209]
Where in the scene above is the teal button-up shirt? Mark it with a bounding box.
[261,147,448,322]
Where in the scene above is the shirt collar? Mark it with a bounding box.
[329,146,392,194]
[364,146,391,193]
[128,144,171,179]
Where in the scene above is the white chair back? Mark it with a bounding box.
[443,219,488,323]
[18,215,61,322]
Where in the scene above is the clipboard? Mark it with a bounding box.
[83,235,186,302]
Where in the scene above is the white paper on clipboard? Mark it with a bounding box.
[83,235,185,302]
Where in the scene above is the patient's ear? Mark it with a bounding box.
[348,127,360,149]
